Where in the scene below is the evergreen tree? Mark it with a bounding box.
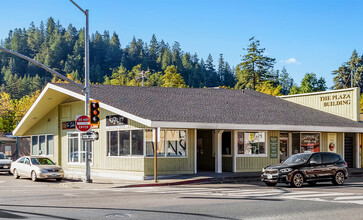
[235,37,275,90]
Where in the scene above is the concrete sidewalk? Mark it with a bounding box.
[59,168,363,189]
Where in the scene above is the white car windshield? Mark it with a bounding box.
[283,154,311,164]
[31,158,55,165]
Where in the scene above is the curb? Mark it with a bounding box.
[116,177,214,188]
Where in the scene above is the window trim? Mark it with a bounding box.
[106,128,188,158]
[106,128,145,158]
[30,134,54,156]
[300,132,321,153]
[235,131,268,157]
[67,132,93,165]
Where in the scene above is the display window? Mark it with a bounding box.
[301,133,320,153]
[31,134,54,156]
[67,132,93,164]
[237,132,266,156]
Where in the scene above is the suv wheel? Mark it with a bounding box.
[31,171,38,182]
[332,171,345,186]
[291,173,304,188]
[13,169,20,179]
[264,182,277,187]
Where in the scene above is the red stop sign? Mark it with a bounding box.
[76,115,91,132]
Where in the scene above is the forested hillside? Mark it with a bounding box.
[2,17,362,132]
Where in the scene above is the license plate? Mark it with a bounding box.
[267,174,273,179]
[52,174,57,177]
[3,166,8,169]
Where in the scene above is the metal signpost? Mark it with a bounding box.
[70,0,92,183]
[0,0,93,183]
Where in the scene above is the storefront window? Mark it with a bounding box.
[132,130,144,155]
[47,135,53,155]
[68,133,93,163]
[119,131,130,156]
[109,131,118,156]
[31,135,54,156]
[280,133,288,162]
[237,132,266,155]
[166,130,186,156]
[237,132,244,154]
[145,129,154,156]
[107,130,143,156]
[39,135,46,155]
[32,136,38,155]
[301,133,320,153]
[145,129,187,157]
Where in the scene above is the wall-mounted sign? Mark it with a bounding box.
[106,115,128,127]
[320,93,351,107]
[327,133,337,153]
[270,136,278,158]
[62,121,75,130]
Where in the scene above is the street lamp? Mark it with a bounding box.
[69,0,92,183]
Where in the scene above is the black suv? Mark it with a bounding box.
[261,152,348,187]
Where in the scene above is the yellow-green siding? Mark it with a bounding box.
[236,131,280,172]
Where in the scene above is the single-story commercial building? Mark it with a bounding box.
[13,83,363,180]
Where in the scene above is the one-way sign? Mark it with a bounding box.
[82,131,99,142]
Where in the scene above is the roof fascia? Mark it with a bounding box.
[279,88,357,98]
[13,83,53,136]
[150,121,363,133]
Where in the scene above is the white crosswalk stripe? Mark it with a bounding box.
[111,186,363,205]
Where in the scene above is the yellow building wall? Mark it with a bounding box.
[236,131,280,172]
[23,107,59,163]
[280,88,360,121]
[144,129,195,176]
[59,102,147,173]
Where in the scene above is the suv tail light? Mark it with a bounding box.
[345,163,348,166]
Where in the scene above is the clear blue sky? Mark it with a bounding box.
[1,0,362,88]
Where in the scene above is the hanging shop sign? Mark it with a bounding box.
[62,121,76,130]
[106,115,128,128]
[270,136,278,158]
[327,133,337,153]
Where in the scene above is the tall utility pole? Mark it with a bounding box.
[70,0,92,183]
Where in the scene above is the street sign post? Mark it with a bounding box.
[75,115,91,132]
[82,131,99,142]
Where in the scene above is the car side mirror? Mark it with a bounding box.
[309,161,317,165]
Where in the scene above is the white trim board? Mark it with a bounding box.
[151,121,363,133]
[279,88,357,98]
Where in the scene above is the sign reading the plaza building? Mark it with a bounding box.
[280,88,359,121]
[106,115,128,128]
[320,93,351,107]
[62,121,75,130]
[270,136,278,158]
[327,133,337,153]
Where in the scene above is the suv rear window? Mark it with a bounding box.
[322,154,340,164]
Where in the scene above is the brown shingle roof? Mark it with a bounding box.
[52,83,363,128]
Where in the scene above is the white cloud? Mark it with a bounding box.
[280,58,301,65]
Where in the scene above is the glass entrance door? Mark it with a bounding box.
[280,133,288,162]
[292,133,301,155]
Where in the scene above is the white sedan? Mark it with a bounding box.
[10,156,64,182]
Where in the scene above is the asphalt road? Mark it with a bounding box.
[1,173,363,220]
